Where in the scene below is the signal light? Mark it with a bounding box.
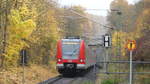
[103,34,111,48]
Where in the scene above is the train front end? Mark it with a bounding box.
[56,38,86,74]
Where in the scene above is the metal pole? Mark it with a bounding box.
[22,50,25,84]
[129,51,133,84]
[104,48,106,73]
[94,49,96,84]
[106,48,108,73]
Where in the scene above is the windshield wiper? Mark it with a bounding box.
[70,47,79,56]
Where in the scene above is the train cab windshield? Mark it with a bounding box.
[62,39,80,59]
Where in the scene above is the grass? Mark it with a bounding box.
[101,79,119,84]
[82,81,94,84]
[0,64,58,84]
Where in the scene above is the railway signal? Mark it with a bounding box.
[103,34,111,48]
[126,40,136,51]
[103,34,111,73]
[126,40,136,84]
[20,49,27,84]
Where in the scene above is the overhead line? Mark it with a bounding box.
[70,9,114,29]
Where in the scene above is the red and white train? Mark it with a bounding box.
[56,37,96,74]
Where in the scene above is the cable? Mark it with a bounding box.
[69,9,114,29]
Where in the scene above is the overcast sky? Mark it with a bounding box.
[58,0,140,16]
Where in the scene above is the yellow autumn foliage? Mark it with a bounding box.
[112,30,137,57]
[5,5,36,66]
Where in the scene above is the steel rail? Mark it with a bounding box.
[38,75,62,84]
[38,75,80,84]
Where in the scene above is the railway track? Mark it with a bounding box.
[38,75,62,84]
[38,66,99,84]
[38,75,80,84]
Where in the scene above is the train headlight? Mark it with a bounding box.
[58,59,61,62]
[80,59,84,62]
